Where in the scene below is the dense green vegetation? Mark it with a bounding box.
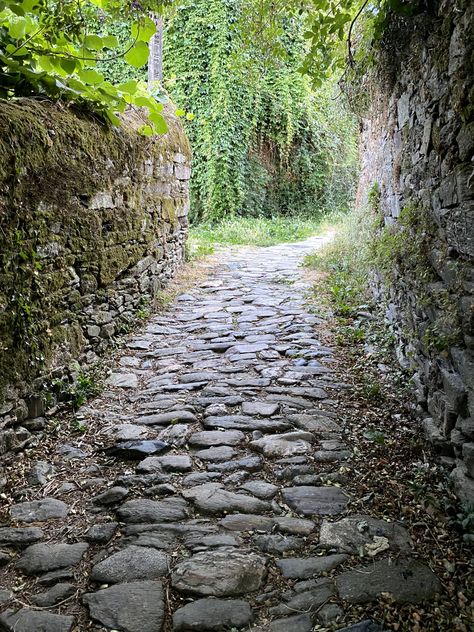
[163,0,358,222]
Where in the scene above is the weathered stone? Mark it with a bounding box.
[0,527,43,546]
[104,440,169,459]
[117,497,189,523]
[282,486,350,516]
[171,549,266,596]
[319,515,412,555]
[84,522,118,543]
[276,554,347,579]
[11,498,69,523]
[137,454,193,473]
[0,608,74,632]
[172,598,253,631]
[336,559,441,603]
[182,483,270,515]
[27,461,55,486]
[84,581,164,632]
[254,534,303,554]
[138,410,197,425]
[240,480,279,499]
[336,621,385,632]
[242,401,279,416]
[204,415,290,432]
[269,614,313,632]
[250,431,314,458]
[92,486,129,505]
[32,583,76,607]
[193,445,236,461]
[270,579,335,616]
[188,430,245,447]
[16,542,88,575]
[107,373,139,388]
[91,545,169,583]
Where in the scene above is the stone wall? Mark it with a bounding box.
[357,0,473,503]
[0,99,191,455]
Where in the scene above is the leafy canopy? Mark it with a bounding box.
[0,0,172,134]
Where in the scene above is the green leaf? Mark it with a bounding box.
[78,68,104,85]
[118,79,138,94]
[61,58,76,74]
[138,124,154,136]
[131,16,156,42]
[102,34,118,49]
[105,110,121,126]
[124,41,149,68]
[84,34,103,51]
[8,17,26,38]
[149,111,167,134]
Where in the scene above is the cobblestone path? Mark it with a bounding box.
[1,238,443,632]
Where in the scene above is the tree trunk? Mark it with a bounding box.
[148,15,163,84]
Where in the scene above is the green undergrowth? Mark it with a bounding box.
[187,215,324,258]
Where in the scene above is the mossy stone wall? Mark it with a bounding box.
[0,99,191,454]
[357,0,474,502]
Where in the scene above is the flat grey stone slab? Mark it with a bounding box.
[10,498,69,523]
[254,534,303,554]
[172,597,253,631]
[17,542,88,575]
[276,554,348,579]
[282,486,350,516]
[171,549,266,597]
[188,430,245,447]
[288,413,341,433]
[193,445,237,461]
[91,545,168,583]
[32,583,75,607]
[270,578,335,616]
[0,608,74,632]
[104,440,169,459]
[240,480,279,499]
[182,483,270,515]
[117,498,189,523]
[84,580,164,632]
[107,372,139,388]
[336,558,442,603]
[250,431,314,458]
[319,514,412,555]
[138,410,197,425]
[0,527,43,546]
[205,415,290,432]
[270,614,313,632]
[241,401,279,416]
[137,454,193,473]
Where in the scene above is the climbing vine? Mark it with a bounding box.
[163,0,358,221]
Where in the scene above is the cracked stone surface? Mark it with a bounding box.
[0,238,443,631]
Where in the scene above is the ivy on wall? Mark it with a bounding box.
[163,0,358,222]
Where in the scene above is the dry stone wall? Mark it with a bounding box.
[0,99,191,455]
[357,0,473,502]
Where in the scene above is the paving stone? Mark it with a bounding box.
[137,410,197,425]
[32,582,76,606]
[250,431,314,458]
[171,549,266,596]
[92,486,129,505]
[84,580,164,632]
[254,534,304,554]
[183,483,270,515]
[0,527,43,546]
[240,480,279,499]
[10,498,69,523]
[288,413,341,433]
[0,588,12,605]
[241,401,279,416]
[220,514,275,531]
[336,558,441,603]
[16,542,88,575]
[208,455,263,473]
[193,445,237,461]
[84,522,118,543]
[319,515,412,555]
[188,430,245,447]
[37,569,75,585]
[112,423,148,440]
[107,372,139,388]
[0,608,74,632]
[27,461,55,486]
[276,554,348,579]
[205,415,290,432]
[91,545,169,583]
[335,621,386,632]
[282,486,350,516]
[104,439,169,459]
[270,578,335,616]
[137,454,193,472]
[172,598,253,631]
[270,614,313,632]
[117,498,189,523]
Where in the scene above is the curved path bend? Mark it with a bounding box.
[0,237,442,632]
